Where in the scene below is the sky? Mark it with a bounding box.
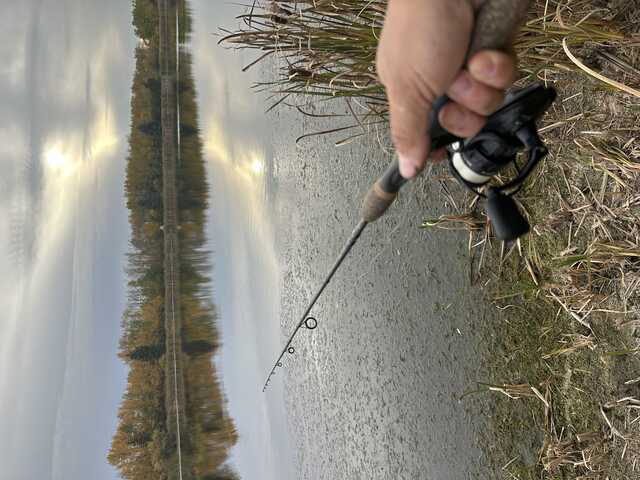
[0,1,135,479]
[0,1,295,479]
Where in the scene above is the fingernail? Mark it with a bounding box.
[449,72,473,97]
[398,153,417,179]
[441,105,466,130]
[471,55,496,79]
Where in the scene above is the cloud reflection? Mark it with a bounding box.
[205,120,268,191]
[190,1,296,479]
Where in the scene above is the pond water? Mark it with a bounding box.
[195,2,502,479]
[271,104,502,480]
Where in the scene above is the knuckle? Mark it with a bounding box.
[495,55,517,88]
[440,104,484,138]
[480,92,502,116]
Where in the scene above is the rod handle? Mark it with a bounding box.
[469,0,531,56]
[361,160,406,222]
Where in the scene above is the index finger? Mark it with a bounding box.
[386,85,433,179]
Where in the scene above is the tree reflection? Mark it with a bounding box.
[108,2,239,479]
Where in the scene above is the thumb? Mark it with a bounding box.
[386,88,432,179]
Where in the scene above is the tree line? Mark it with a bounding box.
[108,2,239,479]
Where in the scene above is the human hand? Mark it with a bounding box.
[376,0,517,179]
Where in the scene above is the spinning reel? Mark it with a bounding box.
[363,83,557,242]
[440,83,557,240]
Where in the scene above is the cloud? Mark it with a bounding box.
[0,1,297,479]
[0,1,135,479]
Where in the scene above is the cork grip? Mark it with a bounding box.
[361,182,398,223]
[361,0,533,223]
[469,0,531,56]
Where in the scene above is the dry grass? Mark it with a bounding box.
[222,1,640,477]
[221,0,639,135]
[468,5,640,476]
[482,377,640,478]
[221,0,387,128]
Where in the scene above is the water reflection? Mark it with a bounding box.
[43,146,70,170]
[205,125,267,189]
[191,1,295,479]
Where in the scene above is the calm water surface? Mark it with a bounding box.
[270,107,501,479]
[197,3,502,479]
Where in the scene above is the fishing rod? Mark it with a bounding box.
[263,0,557,392]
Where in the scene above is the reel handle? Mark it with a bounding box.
[361,0,532,223]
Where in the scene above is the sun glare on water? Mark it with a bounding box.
[249,157,264,175]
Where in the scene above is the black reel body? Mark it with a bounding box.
[433,83,557,241]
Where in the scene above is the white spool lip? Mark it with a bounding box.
[451,150,492,185]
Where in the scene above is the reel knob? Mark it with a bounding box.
[486,188,530,241]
